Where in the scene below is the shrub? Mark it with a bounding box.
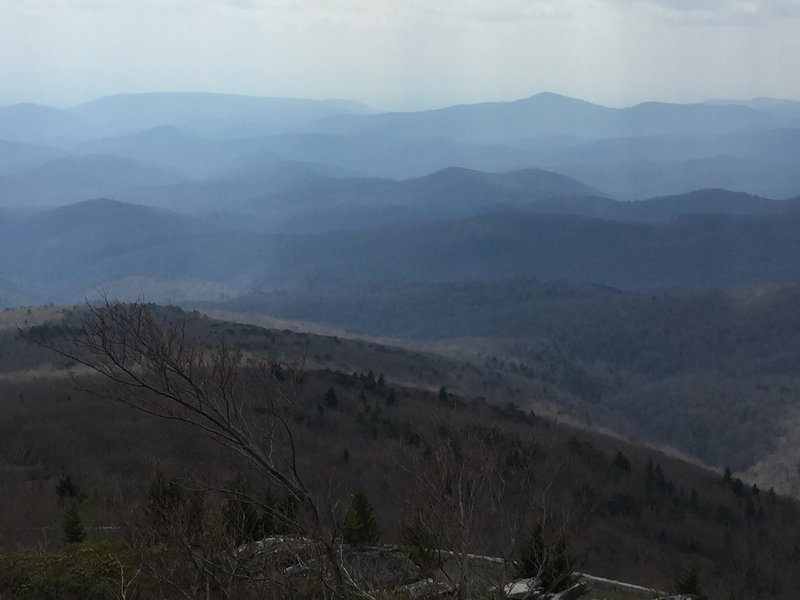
[0,543,136,600]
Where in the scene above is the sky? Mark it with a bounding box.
[1,0,799,110]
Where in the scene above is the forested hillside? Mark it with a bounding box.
[1,305,798,599]
[198,280,800,490]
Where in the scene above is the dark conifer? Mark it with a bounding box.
[341,491,379,545]
[325,386,338,409]
[674,562,706,600]
[62,505,86,544]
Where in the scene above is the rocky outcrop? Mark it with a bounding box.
[341,545,420,589]
[504,578,587,600]
[239,537,686,600]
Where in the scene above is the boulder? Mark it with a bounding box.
[342,545,421,589]
[400,578,456,599]
[504,578,542,599]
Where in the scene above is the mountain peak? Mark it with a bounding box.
[518,92,602,107]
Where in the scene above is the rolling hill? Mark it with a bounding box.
[253,209,800,291]
[70,92,374,138]
[304,92,787,143]
[243,170,787,231]
[3,191,800,303]
[0,139,66,176]
[0,103,90,146]
[197,278,800,493]
[0,154,188,208]
[74,125,251,180]
[236,166,605,230]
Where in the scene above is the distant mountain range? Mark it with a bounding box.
[2,91,800,209]
[0,154,187,208]
[0,92,373,146]
[2,185,800,305]
[302,92,799,142]
[3,90,800,310]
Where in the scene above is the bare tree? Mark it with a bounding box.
[28,300,582,599]
[33,300,351,598]
[398,417,584,600]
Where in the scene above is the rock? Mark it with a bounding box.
[503,578,589,599]
[342,545,421,589]
[550,582,587,600]
[504,578,543,599]
[238,536,318,562]
[401,578,456,599]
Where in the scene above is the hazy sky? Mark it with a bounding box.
[1,0,799,110]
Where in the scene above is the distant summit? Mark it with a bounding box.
[302,90,784,142]
[70,92,374,138]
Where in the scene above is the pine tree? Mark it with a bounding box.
[62,505,86,544]
[612,451,631,474]
[325,387,338,409]
[674,562,706,599]
[56,475,87,545]
[56,476,85,503]
[645,458,655,491]
[341,491,379,545]
[364,370,377,390]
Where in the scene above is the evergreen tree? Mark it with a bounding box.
[325,387,339,409]
[654,464,667,491]
[56,476,85,504]
[674,562,706,600]
[62,505,86,544]
[612,451,631,474]
[645,458,655,492]
[341,491,379,545]
[364,370,377,391]
[438,385,448,403]
[56,475,87,545]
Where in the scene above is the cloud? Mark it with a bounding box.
[4,0,799,22]
[617,0,800,24]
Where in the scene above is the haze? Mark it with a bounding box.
[2,0,800,110]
